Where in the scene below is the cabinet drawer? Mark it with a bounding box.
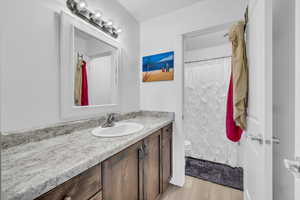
[36,164,102,200]
[89,191,102,200]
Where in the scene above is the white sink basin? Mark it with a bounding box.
[92,122,144,137]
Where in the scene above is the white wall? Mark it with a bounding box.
[273,0,295,199]
[1,0,140,132]
[140,0,246,186]
[75,33,88,56]
[88,56,112,105]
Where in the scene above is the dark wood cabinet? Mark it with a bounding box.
[35,123,173,200]
[143,130,161,200]
[102,141,143,200]
[162,124,172,193]
[35,164,102,200]
[102,123,173,200]
[89,191,103,200]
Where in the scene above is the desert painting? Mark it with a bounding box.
[142,51,174,82]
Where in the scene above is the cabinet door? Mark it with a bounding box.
[35,164,101,200]
[162,124,172,193]
[143,130,161,200]
[88,191,102,200]
[102,141,143,200]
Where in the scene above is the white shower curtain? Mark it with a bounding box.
[184,57,241,167]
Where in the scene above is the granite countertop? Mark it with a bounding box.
[1,112,174,200]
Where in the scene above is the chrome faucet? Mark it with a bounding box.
[101,113,116,128]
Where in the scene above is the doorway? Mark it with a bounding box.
[182,24,244,192]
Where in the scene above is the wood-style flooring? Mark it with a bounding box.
[160,176,243,200]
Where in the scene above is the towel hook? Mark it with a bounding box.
[77,52,84,61]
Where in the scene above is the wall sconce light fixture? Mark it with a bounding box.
[66,0,122,38]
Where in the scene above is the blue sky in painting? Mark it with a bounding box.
[143,51,174,72]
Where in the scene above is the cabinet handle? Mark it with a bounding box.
[166,127,172,133]
[138,146,145,160]
[64,196,72,200]
[143,144,149,157]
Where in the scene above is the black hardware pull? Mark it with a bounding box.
[143,143,149,157]
[138,146,145,160]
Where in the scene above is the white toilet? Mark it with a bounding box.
[185,140,192,157]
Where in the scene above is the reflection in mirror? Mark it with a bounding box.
[74,28,118,107]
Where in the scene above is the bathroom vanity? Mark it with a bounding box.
[1,112,174,200]
[35,123,172,200]
[103,124,172,200]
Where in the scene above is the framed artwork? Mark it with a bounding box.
[142,51,174,82]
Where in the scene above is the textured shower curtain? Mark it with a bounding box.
[184,57,240,167]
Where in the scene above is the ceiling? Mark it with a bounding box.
[116,0,204,21]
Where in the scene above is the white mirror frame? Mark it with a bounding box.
[60,11,121,120]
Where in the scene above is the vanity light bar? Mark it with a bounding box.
[66,0,121,38]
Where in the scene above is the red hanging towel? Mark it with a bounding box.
[226,74,243,142]
[81,60,89,106]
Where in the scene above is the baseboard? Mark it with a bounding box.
[170,170,185,187]
[185,157,243,191]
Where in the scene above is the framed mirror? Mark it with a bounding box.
[60,11,120,119]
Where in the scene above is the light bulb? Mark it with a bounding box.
[91,10,102,21]
[77,0,88,12]
[115,28,122,33]
[105,20,113,27]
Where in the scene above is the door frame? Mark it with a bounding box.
[263,0,273,199]
[244,1,273,199]
[173,21,241,187]
[295,0,300,198]
[181,22,237,165]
